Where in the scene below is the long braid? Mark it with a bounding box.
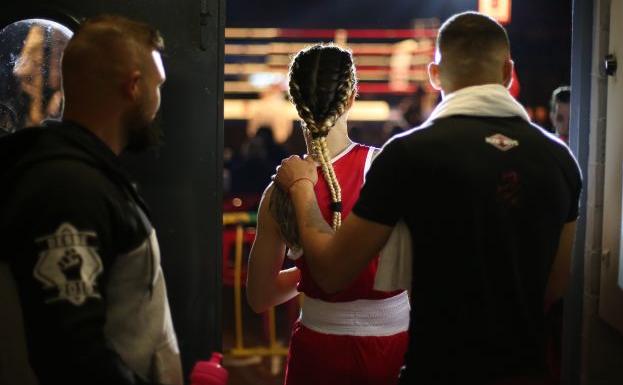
[270,44,357,247]
[320,137,341,226]
[313,136,341,228]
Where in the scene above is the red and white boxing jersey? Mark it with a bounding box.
[291,143,400,302]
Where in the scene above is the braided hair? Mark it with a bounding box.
[270,44,357,249]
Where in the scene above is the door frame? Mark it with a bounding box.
[564,0,593,384]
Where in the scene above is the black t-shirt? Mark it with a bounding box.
[353,115,582,384]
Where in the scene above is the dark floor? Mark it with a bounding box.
[225,356,284,385]
[222,286,299,385]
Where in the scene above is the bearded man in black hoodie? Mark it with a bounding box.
[0,15,182,385]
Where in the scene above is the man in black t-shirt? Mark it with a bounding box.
[275,11,581,385]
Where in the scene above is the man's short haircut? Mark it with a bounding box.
[437,12,510,85]
[550,86,571,110]
[76,15,163,52]
[62,15,164,79]
[61,15,164,99]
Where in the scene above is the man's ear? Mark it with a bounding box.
[503,59,514,89]
[124,70,142,101]
[428,62,442,91]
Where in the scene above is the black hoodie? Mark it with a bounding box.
[0,121,182,385]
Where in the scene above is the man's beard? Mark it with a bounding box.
[122,106,163,153]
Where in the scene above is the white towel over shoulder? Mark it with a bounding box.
[374,221,413,291]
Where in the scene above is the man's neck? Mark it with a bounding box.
[63,108,124,155]
[441,80,507,99]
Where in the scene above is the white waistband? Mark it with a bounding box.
[300,291,410,336]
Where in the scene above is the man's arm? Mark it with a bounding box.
[544,141,582,310]
[544,220,577,310]
[6,162,147,385]
[280,157,394,293]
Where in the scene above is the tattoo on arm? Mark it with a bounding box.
[304,200,334,235]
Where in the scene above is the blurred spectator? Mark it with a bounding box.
[256,126,288,166]
[383,91,424,142]
[389,39,420,92]
[550,86,570,144]
[231,126,287,195]
[247,79,293,144]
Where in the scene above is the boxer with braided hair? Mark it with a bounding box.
[270,44,355,247]
[247,44,409,385]
[288,45,357,228]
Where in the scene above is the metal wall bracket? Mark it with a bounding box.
[605,54,617,76]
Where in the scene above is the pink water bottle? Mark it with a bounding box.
[190,352,229,385]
